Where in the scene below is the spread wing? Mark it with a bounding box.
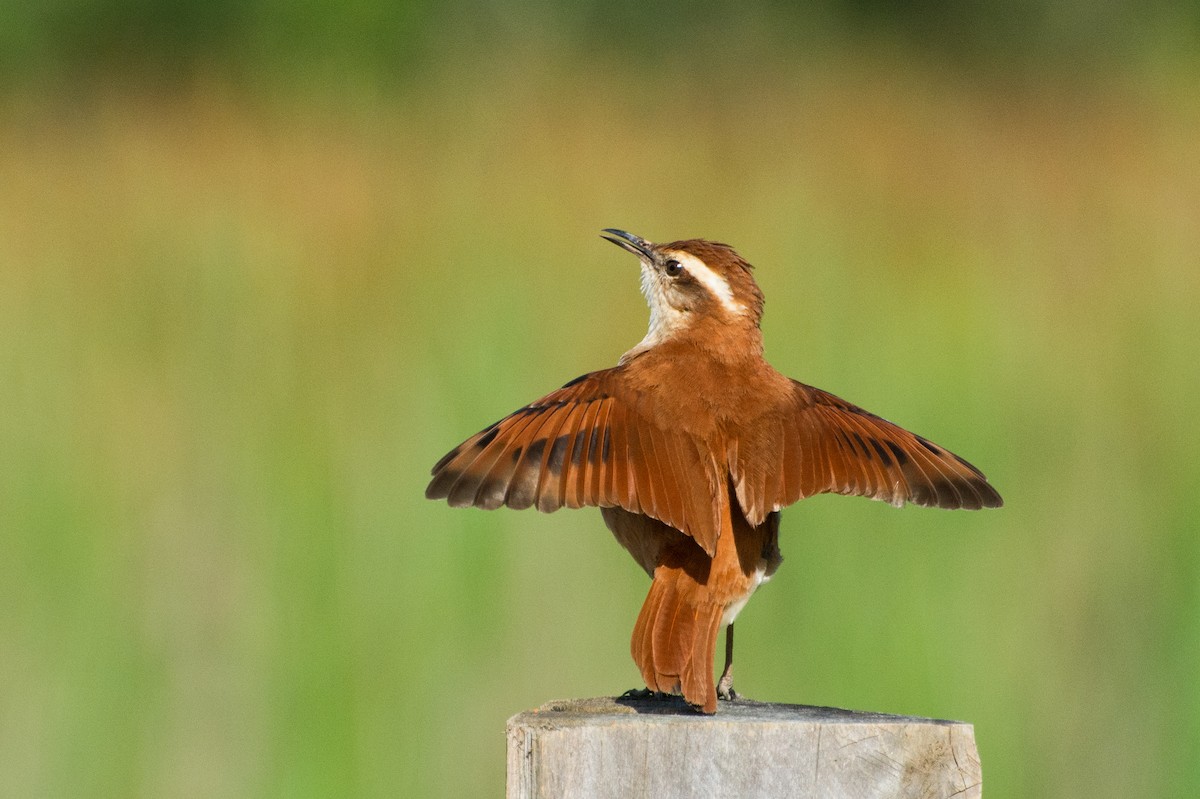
[731,380,1003,525]
[426,369,726,554]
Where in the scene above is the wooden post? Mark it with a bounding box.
[506,696,981,799]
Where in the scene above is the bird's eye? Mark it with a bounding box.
[664,259,683,277]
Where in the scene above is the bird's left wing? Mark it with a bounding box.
[426,369,726,554]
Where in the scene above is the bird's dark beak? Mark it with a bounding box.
[601,229,655,261]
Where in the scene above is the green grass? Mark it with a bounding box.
[1,53,1198,797]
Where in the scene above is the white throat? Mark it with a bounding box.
[640,262,686,339]
[620,252,745,364]
[621,264,684,363]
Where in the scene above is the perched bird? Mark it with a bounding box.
[426,230,1002,713]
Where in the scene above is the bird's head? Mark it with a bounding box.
[602,229,764,356]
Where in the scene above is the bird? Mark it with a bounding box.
[426,229,1002,713]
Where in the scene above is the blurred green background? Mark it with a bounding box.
[2,2,1198,797]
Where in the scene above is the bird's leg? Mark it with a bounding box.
[717,622,737,701]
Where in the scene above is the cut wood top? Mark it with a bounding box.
[507,696,981,799]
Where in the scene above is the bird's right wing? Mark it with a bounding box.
[731,380,1003,525]
[426,369,726,555]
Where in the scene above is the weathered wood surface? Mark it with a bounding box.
[507,696,980,799]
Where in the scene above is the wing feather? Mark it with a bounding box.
[607,401,636,511]
[555,403,584,510]
[533,402,580,513]
[837,406,898,502]
[443,406,543,509]
[427,369,723,553]
[504,402,570,511]
[641,421,679,529]
[622,402,654,515]
[650,425,687,533]
[584,399,611,507]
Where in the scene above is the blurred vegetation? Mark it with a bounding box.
[1,2,1198,798]
[3,0,1200,88]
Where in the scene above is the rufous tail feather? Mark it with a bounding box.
[631,561,723,714]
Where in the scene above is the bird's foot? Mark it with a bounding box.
[716,673,738,701]
[620,687,671,701]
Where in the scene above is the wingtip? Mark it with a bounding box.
[424,470,456,501]
[971,476,1004,509]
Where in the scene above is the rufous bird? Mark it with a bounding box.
[426,230,1002,713]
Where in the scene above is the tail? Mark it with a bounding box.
[631,560,724,714]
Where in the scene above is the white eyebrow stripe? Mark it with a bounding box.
[673,251,744,315]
